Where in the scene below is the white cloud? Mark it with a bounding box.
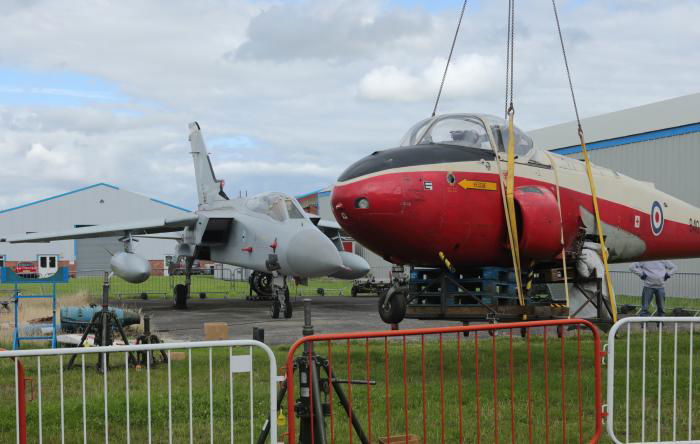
[216,160,338,176]
[0,0,697,211]
[26,142,67,166]
[358,54,501,102]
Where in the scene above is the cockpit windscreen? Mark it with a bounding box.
[399,114,534,156]
[419,116,491,149]
[488,117,534,156]
[246,192,306,222]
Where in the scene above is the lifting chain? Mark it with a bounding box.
[504,0,515,118]
[498,0,526,306]
[431,0,469,117]
[551,0,618,321]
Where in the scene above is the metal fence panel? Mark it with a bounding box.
[285,319,604,444]
[606,317,699,444]
[56,269,239,300]
[610,271,700,300]
[0,340,277,443]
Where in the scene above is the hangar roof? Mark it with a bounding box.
[529,93,700,152]
[0,182,191,215]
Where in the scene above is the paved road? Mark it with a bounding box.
[121,295,463,345]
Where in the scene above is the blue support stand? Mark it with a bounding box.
[1,267,69,349]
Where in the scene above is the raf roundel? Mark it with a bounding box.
[650,201,664,236]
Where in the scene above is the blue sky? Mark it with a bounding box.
[0,67,129,107]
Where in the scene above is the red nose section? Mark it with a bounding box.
[332,171,511,268]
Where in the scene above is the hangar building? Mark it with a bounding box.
[304,93,700,295]
[0,183,190,276]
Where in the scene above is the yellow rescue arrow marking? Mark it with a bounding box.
[458,179,497,191]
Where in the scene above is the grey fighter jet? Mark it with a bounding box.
[3,122,369,318]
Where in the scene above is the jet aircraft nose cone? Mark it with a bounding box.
[286,229,343,277]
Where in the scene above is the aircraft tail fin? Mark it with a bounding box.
[188,122,229,206]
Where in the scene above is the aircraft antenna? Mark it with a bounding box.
[431,0,469,117]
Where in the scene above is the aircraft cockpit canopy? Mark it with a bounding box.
[246,192,306,222]
[399,113,534,156]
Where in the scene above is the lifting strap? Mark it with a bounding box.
[493,107,526,306]
[578,129,618,321]
[505,110,525,306]
[543,151,571,309]
[550,0,617,321]
[497,0,525,306]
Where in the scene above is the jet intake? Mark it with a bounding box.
[331,251,370,280]
[110,252,152,283]
[514,185,563,260]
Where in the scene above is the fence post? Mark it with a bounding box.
[2,349,27,444]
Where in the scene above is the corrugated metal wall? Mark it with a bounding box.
[571,132,700,207]
[75,236,123,276]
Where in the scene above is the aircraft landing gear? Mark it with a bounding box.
[378,285,407,324]
[270,273,292,319]
[248,271,273,300]
[174,257,194,309]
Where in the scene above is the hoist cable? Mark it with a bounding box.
[431,0,468,117]
[504,0,515,117]
[550,0,618,321]
[498,0,525,306]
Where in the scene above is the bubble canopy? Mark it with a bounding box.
[245,192,305,222]
[399,113,534,156]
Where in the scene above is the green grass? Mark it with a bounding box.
[2,327,697,443]
[616,294,700,312]
[0,276,354,302]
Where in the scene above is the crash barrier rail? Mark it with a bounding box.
[609,271,700,302]
[606,317,699,444]
[285,319,603,444]
[0,340,277,444]
[60,268,239,300]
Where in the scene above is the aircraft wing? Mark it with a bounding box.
[3,214,199,243]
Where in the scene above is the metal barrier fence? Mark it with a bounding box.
[0,340,278,443]
[285,319,604,444]
[610,271,700,300]
[67,269,241,300]
[606,317,699,444]
[290,278,350,297]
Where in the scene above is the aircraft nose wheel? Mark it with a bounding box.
[378,288,407,324]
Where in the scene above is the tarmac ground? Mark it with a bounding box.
[121,295,463,345]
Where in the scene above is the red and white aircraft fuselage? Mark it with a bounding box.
[331,114,700,270]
